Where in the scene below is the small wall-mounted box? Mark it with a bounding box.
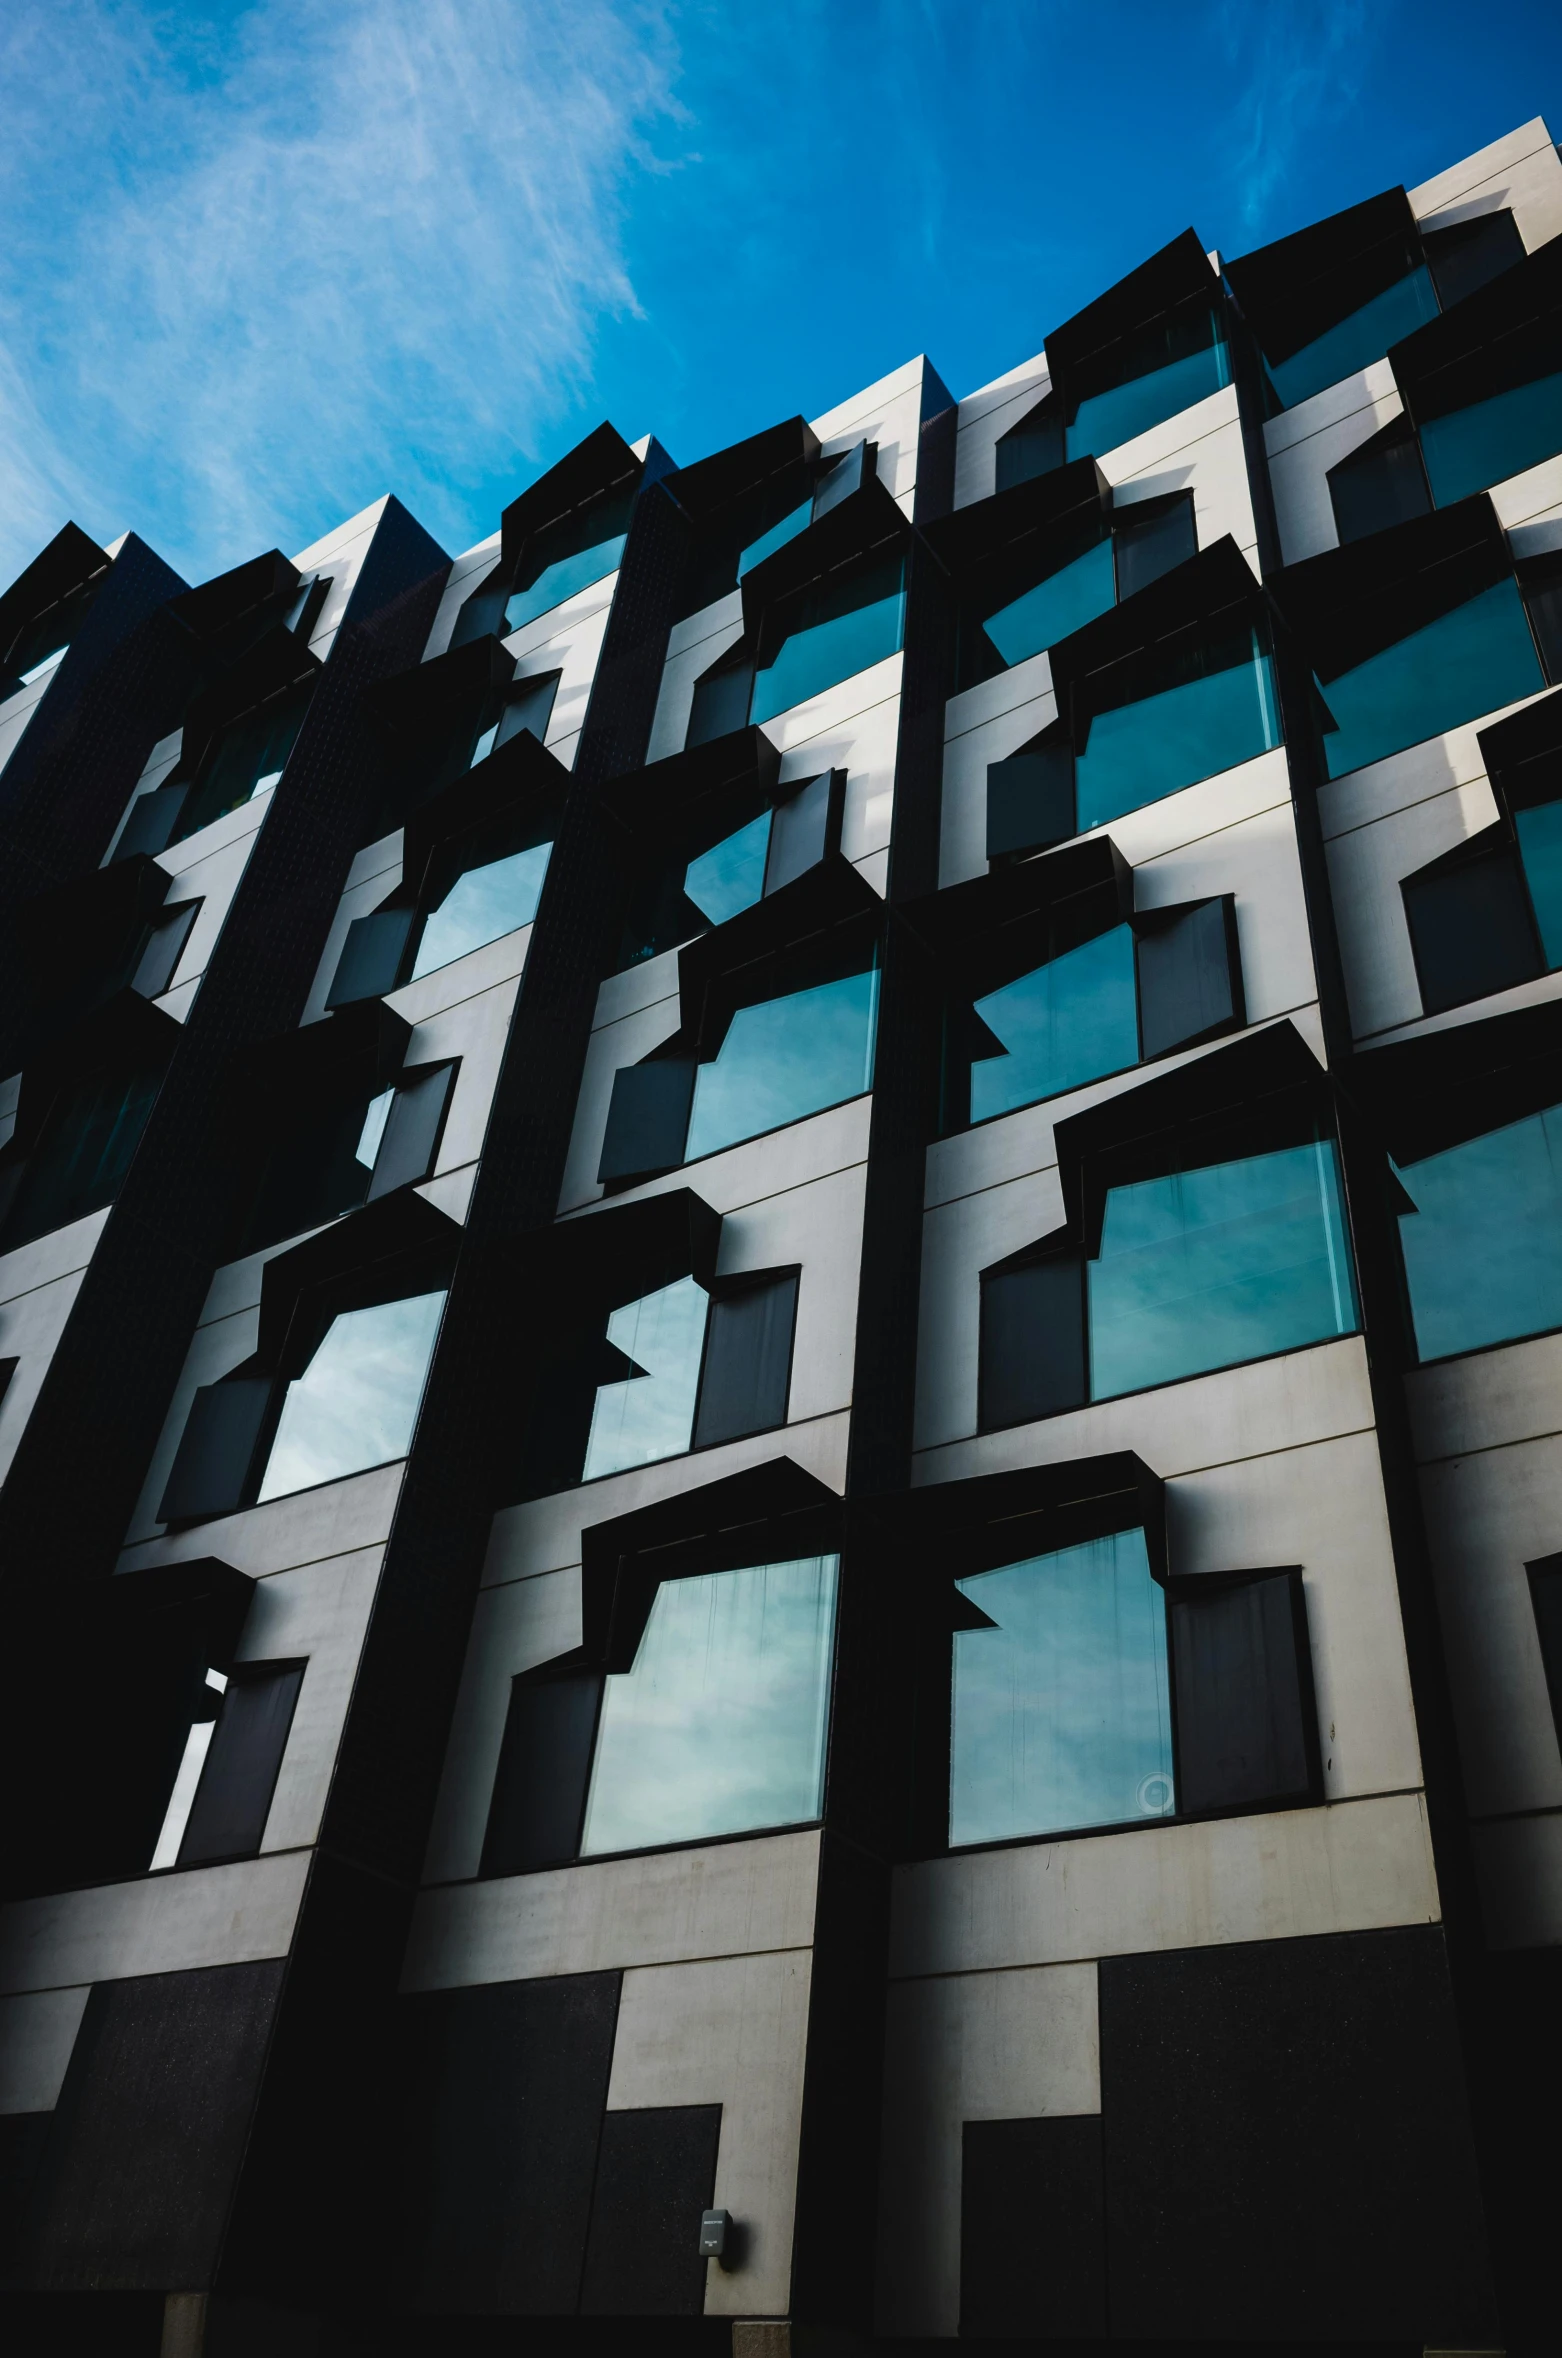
[698,2208,733,2264]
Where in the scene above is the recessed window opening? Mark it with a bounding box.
[966,924,1139,1124]
[148,1659,305,1871]
[1266,257,1439,411]
[1395,1101,1562,1362]
[1314,577,1544,780]
[131,902,201,1001]
[1075,621,1281,830]
[504,481,635,634]
[0,1054,167,1254]
[1423,208,1526,310]
[618,770,843,971]
[966,497,1199,682]
[1419,368,1562,509]
[408,833,552,980]
[1326,420,1433,546]
[1065,304,1230,461]
[171,681,313,845]
[684,952,880,1163]
[749,550,905,725]
[582,1273,709,1481]
[255,1288,446,1501]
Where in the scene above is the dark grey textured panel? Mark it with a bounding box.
[579,2105,721,2317]
[959,2115,1105,2340]
[158,1379,271,1525]
[1169,1570,1317,1816]
[178,1663,304,1866]
[398,1972,620,2314]
[598,1059,695,1185]
[366,1065,455,1201]
[692,1272,797,1448]
[1099,1927,1498,2343]
[985,749,1074,862]
[979,1254,1086,1430]
[480,1672,601,1875]
[26,1962,283,2291]
[326,908,413,1008]
[1135,896,1241,1061]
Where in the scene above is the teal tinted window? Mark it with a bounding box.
[1397,1105,1562,1361]
[580,1554,838,1855]
[505,535,626,633]
[685,965,879,1162]
[683,810,771,927]
[1076,632,1281,829]
[1268,267,1440,411]
[257,1290,446,1502]
[1421,371,1562,507]
[1088,1138,1357,1399]
[409,840,551,979]
[1516,799,1562,967]
[0,1062,164,1251]
[1066,323,1231,461]
[969,924,1139,1123]
[173,688,311,844]
[581,1274,709,1482]
[750,560,906,725]
[738,499,811,579]
[1318,578,1544,780]
[983,537,1116,668]
[950,1529,1174,1845]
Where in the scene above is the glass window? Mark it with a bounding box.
[174,688,310,844]
[409,840,551,979]
[580,1554,838,1854]
[750,558,905,725]
[1066,313,1230,461]
[950,1529,1174,1845]
[738,499,812,580]
[505,535,626,633]
[1420,371,1562,509]
[1267,266,1440,411]
[1076,630,1281,829]
[1396,1104,1562,1361]
[683,810,772,927]
[982,537,1115,669]
[256,1289,446,1501]
[581,1274,709,1481]
[1317,578,1544,781]
[969,925,1139,1123]
[685,964,879,1162]
[1517,798,1562,967]
[1088,1138,1357,1399]
[0,1062,164,1252]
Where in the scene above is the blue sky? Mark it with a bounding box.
[2,0,1559,587]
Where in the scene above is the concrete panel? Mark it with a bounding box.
[607,1949,813,2318]
[424,1567,585,1884]
[779,685,899,869]
[423,531,503,663]
[1104,396,1258,571]
[648,593,746,766]
[889,1790,1438,1981]
[385,920,532,1030]
[558,991,688,1213]
[940,655,1056,889]
[482,1411,852,1590]
[291,494,391,661]
[344,828,403,893]
[237,1546,385,1852]
[563,1061,872,1222]
[122,1301,263,1545]
[0,1984,90,2113]
[0,1850,311,1996]
[1416,1434,1562,1817]
[714,1159,865,1423]
[0,1206,112,1307]
[503,587,613,770]
[875,1962,1099,2338]
[416,1163,478,1224]
[914,1331,1377,1489]
[953,352,1051,512]
[1325,773,1499,1038]
[1490,449,1562,536]
[1472,1810,1562,1950]
[1368,961,1562,1049]
[103,732,184,863]
[1263,358,1399,461]
[594,944,683,1032]
[1407,1327,1562,1463]
[0,667,59,781]
[119,1458,405,1578]
[1133,799,1317,1027]
[402,1828,822,1989]
[1317,689,1549,838]
[811,354,931,516]
[301,857,403,1027]
[1264,365,1404,567]
[0,1258,92,1486]
[1409,117,1562,254]
[406,970,521,1173]
[197,1228,332,1329]
[754,651,901,757]
[154,797,269,997]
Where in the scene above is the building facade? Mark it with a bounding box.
[3,115,1562,2355]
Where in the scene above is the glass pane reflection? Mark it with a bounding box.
[1088,1139,1357,1399]
[1421,370,1562,507]
[410,841,552,979]
[1066,336,1230,461]
[1267,267,1439,411]
[582,1274,709,1481]
[685,967,879,1162]
[581,1554,838,1854]
[505,536,625,633]
[1318,578,1544,781]
[257,1290,446,1501]
[982,538,1115,669]
[970,925,1139,1122]
[738,500,811,579]
[684,810,772,926]
[751,582,906,725]
[1397,1104,1562,1361]
[950,1530,1173,1845]
[1076,636,1280,829]
[1516,799,1562,968]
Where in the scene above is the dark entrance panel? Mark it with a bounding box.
[580,2104,723,2317]
[959,2114,1106,2339]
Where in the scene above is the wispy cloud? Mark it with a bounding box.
[0,0,684,582]
[1215,0,1378,240]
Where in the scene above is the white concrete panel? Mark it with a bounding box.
[1472,1811,1562,1950]
[197,1229,332,1328]
[888,1789,1438,1980]
[1104,394,1257,570]
[503,589,612,769]
[558,993,686,1213]
[1409,117,1562,255]
[119,1459,405,1578]
[385,920,532,1029]
[482,1413,851,1591]
[423,531,503,663]
[1082,745,1294,870]
[593,945,683,1033]
[779,684,900,870]
[0,1207,112,1308]
[0,1850,311,1996]
[345,829,403,894]
[300,860,403,1026]
[236,1547,384,1852]
[756,652,902,758]
[153,800,270,998]
[1263,365,1404,567]
[648,594,746,767]
[407,971,520,1174]
[1489,449,1562,536]
[102,732,184,863]
[714,1161,865,1423]
[1368,961,1562,1050]
[424,1568,585,1884]
[875,1963,1098,2339]
[122,1301,263,1545]
[0,1985,90,2113]
[853,846,890,898]
[609,1950,813,2319]
[1416,1434,1562,1817]
[914,1332,1376,1490]
[1317,687,1549,836]
[402,1828,821,1989]
[1324,773,1499,1038]
[416,1164,478,1224]
[291,495,392,661]
[939,654,1055,889]
[811,354,932,516]
[953,352,1051,511]
[1408,1327,1562,1464]
[0,667,57,781]
[0,1257,93,1486]
[1091,380,1233,489]
[1133,799,1318,1026]
[152,976,200,1025]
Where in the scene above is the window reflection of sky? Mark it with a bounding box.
[951,1530,1173,1844]
[1076,637,1280,828]
[1516,800,1562,968]
[1318,579,1543,781]
[504,536,625,633]
[410,841,551,979]
[257,1288,446,1501]
[750,588,905,725]
[1267,267,1438,412]
[1088,1140,1356,1398]
[1397,1104,1562,1362]
[1420,368,1562,508]
[970,925,1138,1122]
[581,1554,838,1854]
[582,1274,709,1481]
[1067,337,1229,460]
[684,810,771,926]
[982,537,1115,668]
[685,967,879,1162]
